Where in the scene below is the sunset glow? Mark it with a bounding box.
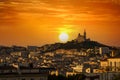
[0,0,120,46]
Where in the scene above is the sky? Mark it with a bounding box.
[0,0,120,46]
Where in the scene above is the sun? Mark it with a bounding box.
[59,32,69,42]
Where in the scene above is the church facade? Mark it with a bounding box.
[75,30,87,43]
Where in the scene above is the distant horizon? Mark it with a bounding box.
[0,37,119,48]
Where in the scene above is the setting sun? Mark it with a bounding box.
[59,33,69,42]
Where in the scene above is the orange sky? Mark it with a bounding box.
[0,0,120,46]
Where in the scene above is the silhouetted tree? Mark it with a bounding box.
[48,74,86,80]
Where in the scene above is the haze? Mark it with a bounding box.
[0,0,120,46]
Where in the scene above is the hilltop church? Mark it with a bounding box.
[75,30,90,43]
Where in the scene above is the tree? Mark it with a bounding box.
[48,74,86,80]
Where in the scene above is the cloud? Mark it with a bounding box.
[0,0,120,27]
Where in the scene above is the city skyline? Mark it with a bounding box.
[0,0,120,46]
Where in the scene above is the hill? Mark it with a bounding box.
[40,40,112,53]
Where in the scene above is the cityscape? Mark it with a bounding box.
[0,31,120,80]
[0,0,120,80]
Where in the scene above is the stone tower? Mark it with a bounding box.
[84,29,86,40]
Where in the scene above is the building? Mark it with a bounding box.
[10,51,29,58]
[100,56,120,72]
[75,30,87,43]
[99,72,120,80]
[72,64,84,73]
[107,57,120,72]
[66,71,76,77]
[0,66,56,80]
[110,50,117,57]
[100,60,108,72]
[99,47,110,55]
[28,52,40,58]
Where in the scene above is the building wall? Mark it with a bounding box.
[85,72,120,80]
[72,65,83,73]
[75,33,86,43]
[77,36,85,42]
[99,72,120,80]
[108,58,120,71]
[66,72,76,77]
[99,47,109,55]
[100,61,108,69]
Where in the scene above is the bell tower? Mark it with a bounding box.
[84,29,86,40]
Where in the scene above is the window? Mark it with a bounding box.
[114,62,117,71]
[114,62,116,67]
[110,62,112,67]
